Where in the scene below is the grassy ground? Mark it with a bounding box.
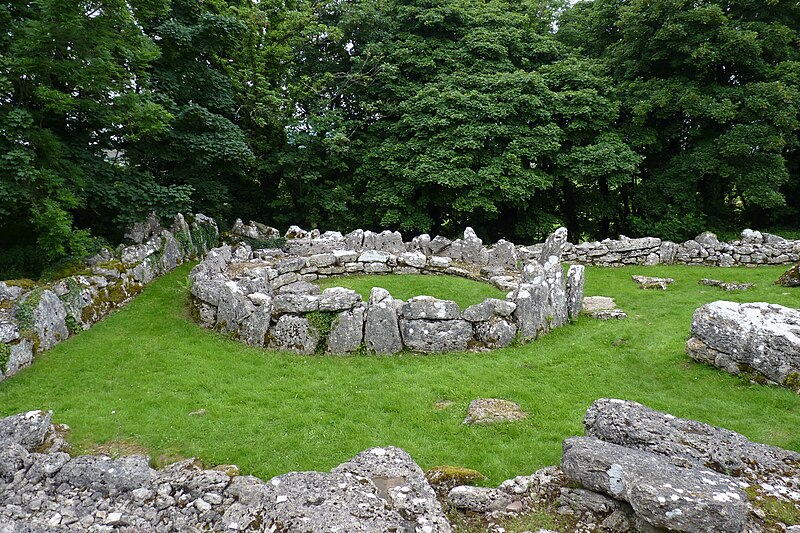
[316,273,506,309]
[0,263,798,487]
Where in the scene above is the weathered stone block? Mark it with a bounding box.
[400,319,472,353]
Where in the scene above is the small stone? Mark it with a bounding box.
[463,399,528,425]
[631,275,674,290]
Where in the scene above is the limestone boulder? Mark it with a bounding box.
[486,239,518,270]
[319,287,361,312]
[268,315,319,354]
[364,288,402,354]
[687,301,800,389]
[272,293,320,314]
[473,317,517,349]
[55,455,155,497]
[333,446,452,532]
[561,436,748,533]
[26,290,69,350]
[585,398,800,480]
[538,227,568,263]
[632,275,674,290]
[0,410,53,450]
[327,305,365,353]
[461,298,515,322]
[448,486,512,513]
[400,319,473,353]
[566,264,585,321]
[402,296,460,320]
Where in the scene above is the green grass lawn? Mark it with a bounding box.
[316,273,507,309]
[0,263,798,486]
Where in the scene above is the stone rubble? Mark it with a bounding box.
[632,275,675,290]
[699,278,755,291]
[0,411,452,532]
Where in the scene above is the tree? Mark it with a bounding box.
[559,0,800,239]
[0,0,181,276]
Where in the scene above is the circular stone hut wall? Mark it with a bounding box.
[189,225,585,354]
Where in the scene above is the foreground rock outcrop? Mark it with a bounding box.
[687,301,800,391]
[0,411,451,532]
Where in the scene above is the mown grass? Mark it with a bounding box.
[0,263,798,486]
[315,273,506,309]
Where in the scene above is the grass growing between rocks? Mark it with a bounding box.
[0,263,798,488]
[315,273,506,309]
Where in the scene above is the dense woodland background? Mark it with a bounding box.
[1,0,798,278]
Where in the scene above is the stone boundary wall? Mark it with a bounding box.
[190,223,585,354]
[0,213,219,383]
[562,229,800,267]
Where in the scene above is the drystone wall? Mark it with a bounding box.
[561,229,800,267]
[190,222,585,354]
[0,213,218,383]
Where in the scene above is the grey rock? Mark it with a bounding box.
[276,257,307,275]
[584,398,800,480]
[538,227,568,263]
[566,264,585,321]
[698,278,754,291]
[240,303,272,347]
[544,255,568,328]
[190,280,223,305]
[333,249,359,264]
[268,315,319,354]
[0,442,28,482]
[272,293,320,314]
[687,301,800,389]
[327,305,365,353]
[157,231,184,272]
[776,263,800,287]
[230,241,252,262]
[308,253,336,268]
[333,446,452,532]
[448,486,512,512]
[632,275,674,290]
[216,283,255,330]
[561,436,747,533]
[463,398,528,425]
[490,275,517,292]
[473,316,517,348]
[461,227,489,266]
[374,230,405,253]
[462,298,516,322]
[513,278,550,341]
[27,290,69,351]
[741,229,763,245]
[6,339,34,377]
[344,229,364,250]
[0,282,24,301]
[124,212,161,244]
[429,235,452,254]
[319,288,361,312]
[411,233,431,255]
[400,319,473,353]
[398,251,427,268]
[486,239,518,270]
[0,320,20,344]
[402,296,460,320]
[55,455,155,496]
[358,250,391,263]
[0,410,53,450]
[364,288,402,354]
[247,292,271,306]
[428,256,451,269]
[277,280,321,295]
[605,236,661,253]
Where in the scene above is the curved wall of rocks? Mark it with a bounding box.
[562,229,800,267]
[0,213,219,383]
[189,224,585,354]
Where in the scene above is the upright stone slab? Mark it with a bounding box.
[544,255,568,328]
[327,304,365,353]
[364,288,402,354]
[239,302,272,347]
[513,262,550,340]
[473,317,517,348]
[486,239,518,270]
[28,290,69,351]
[461,227,489,266]
[566,264,585,321]
[268,315,319,354]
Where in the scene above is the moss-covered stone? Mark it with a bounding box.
[776,264,800,288]
[305,311,337,354]
[0,343,10,374]
[425,465,486,494]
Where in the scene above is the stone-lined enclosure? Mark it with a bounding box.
[562,229,800,267]
[189,224,586,354]
[0,214,219,383]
